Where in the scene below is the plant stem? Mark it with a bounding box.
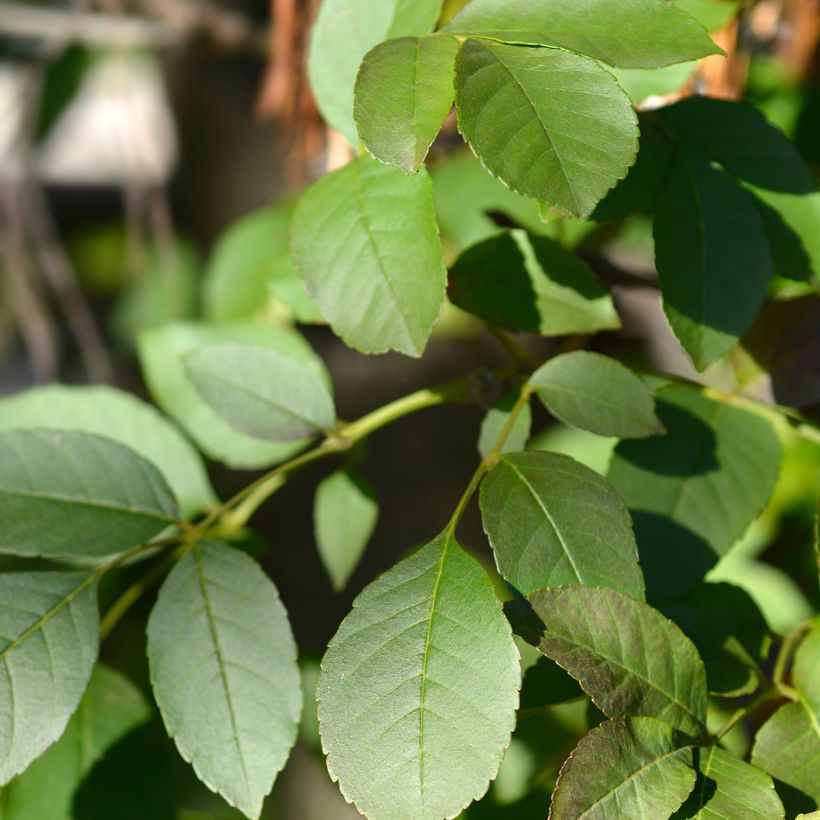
[713,686,782,742]
[773,621,813,687]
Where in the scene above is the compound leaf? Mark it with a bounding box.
[0,570,99,785]
[0,430,178,559]
[454,39,638,217]
[147,541,301,820]
[291,155,447,356]
[507,584,708,737]
[184,343,336,442]
[445,0,722,69]
[355,35,460,173]
[530,351,664,439]
[550,717,696,819]
[480,451,644,599]
[317,533,520,820]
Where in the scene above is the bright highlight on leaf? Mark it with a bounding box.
[184,342,336,442]
[480,451,644,599]
[317,532,520,820]
[445,0,723,68]
[0,571,99,785]
[147,541,301,820]
[530,351,664,439]
[454,39,639,217]
[355,35,460,174]
[291,155,447,356]
[0,429,178,559]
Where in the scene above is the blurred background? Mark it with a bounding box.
[0,0,818,817]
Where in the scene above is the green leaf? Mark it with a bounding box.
[656,97,817,194]
[317,532,520,820]
[752,698,820,808]
[676,0,740,33]
[480,452,644,599]
[795,623,820,707]
[607,384,782,600]
[0,570,99,784]
[653,150,773,371]
[355,35,460,174]
[0,384,215,516]
[507,584,708,736]
[139,321,329,469]
[445,0,722,68]
[549,717,696,819]
[0,430,178,559]
[308,0,443,143]
[291,155,447,356]
[530,351,664,439]
[147,541,301,820]
[314,468,379,591]
[448,230,620,335]
[0,664,150,820]
[454,39,638,217]
[674,746,785,819]
[203,205,321,324]
[478,391,532,459]
[184,343,336,442]
[662,583,771,697]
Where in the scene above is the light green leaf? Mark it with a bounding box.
[608,384,782,600]
[203,205,321,324]
[530,351,664,438]
[752,698,820,808]
[317,533,520,820]
[147,541,301,820]
[795,623,820,707]
[184,343,336,442]
[478,390,532,459]
[550,717,696,819]
[480,452,644,599]
[355,35,460,173]
[673,746,784,819]
[0,385,215,516]
[445,0,722,68]
[291,155,446,356]
[314,468,379,591]
[454,39,639,217]
[139,321,329,469]
[308,0,443,143]
[448,230,620,335]
[0,664,150,820]
[0,430,178,559]
[676,0,740,33]
[0,570,99,784]
[508,584,708,736]
[654,150,772,370]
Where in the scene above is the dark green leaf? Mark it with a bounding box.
[653,150,772,371]
[519,656,582,711]
[139,321,329,469]
[147,541,301,820]
[448,231,620,335]
[317,532,520,820]
[0,384,215,516]
[656,97,816,194]
[308,0,443,143]
[530,351,664,439]
[0,570,99,784]
[314,468,379,591]
[184,343,336,442]
[0,664,150,820]
[290,155,447,356]
[0,430,178,559]
[480,451,644,598]
[445,0,721,68]
[674,746,785,819]
[454,39,638,217]
[355,35,460,173]
[607,384,782,600]
[478,391,532,459]
[550,717,696,819]
[507,584,708,736]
